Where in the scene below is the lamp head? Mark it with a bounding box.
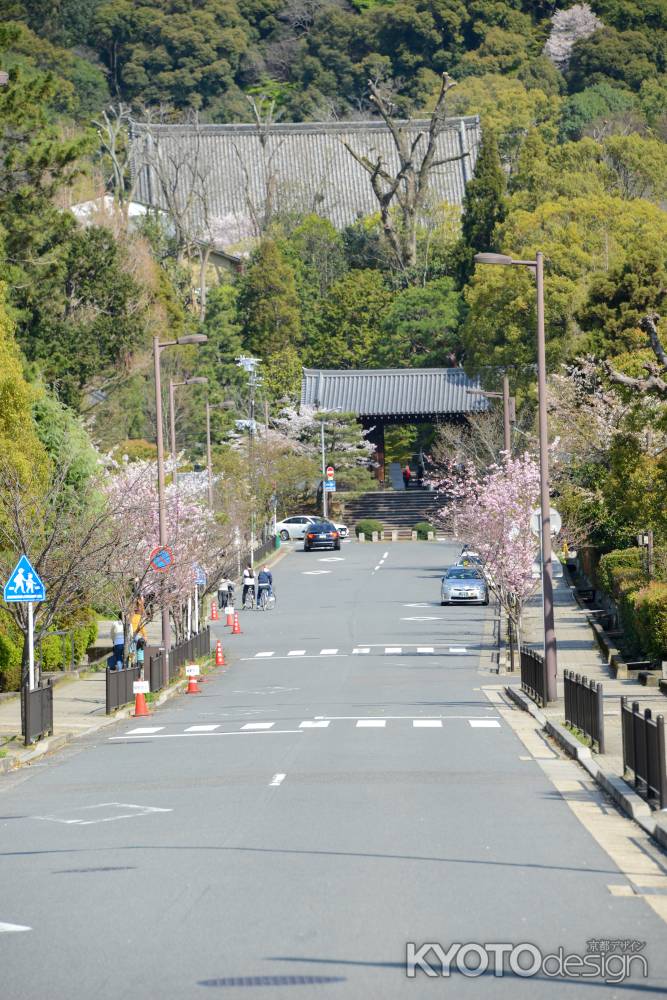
[474,253,514,266]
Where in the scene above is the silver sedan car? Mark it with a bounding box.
[441,566,489,606]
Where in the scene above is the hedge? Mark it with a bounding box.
[0,610,98,693]
[595,548,644,598]
[355,518,383,537]
[414,521,436,539]
[632,583,667,661]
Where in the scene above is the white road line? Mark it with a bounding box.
[300,720,330,728]
[241,722,275,730]
[469,720,501,728]
[384,647,401,654]
[314,715,498,721]
[184,724,220,733]
[0,922,31,933]
[352,647,370,654]
[241,655,348,662]
[110,731,303,740]
[417,647,434,653]
[382,551,389,558]
[320,648,338,655]
[255,652,274,658]
[413,720,443,728]
[269,773,286,786]
[126,727,164,735]
[288,650,306,656]
[449,647,468,653]
[356,719,386,728]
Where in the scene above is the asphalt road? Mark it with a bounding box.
[1,540,666,999]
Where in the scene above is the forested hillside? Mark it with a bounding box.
[0,0,666,564]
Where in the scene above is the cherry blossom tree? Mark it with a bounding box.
[432,452,541,655]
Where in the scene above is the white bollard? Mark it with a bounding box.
[358,532,365,543]
[427,531,434,541]
[411,530,418,541]
[372,531,379,543]
[391,530,398,542]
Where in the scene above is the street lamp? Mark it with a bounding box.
[465,375,516,456]
[168,376,208,487]
[474,250,557,700]
[153,334,207,683]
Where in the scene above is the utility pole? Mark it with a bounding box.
[236,356,261,572]
[502,374,511,456]
[321,419,327,519]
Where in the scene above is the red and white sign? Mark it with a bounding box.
[326,466,335,481]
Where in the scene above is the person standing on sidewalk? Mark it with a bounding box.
[110,618,124,671]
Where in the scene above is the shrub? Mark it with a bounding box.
[0,632,21,692]
[414,521,436,539]
[355,518,383,537]
[596,548,643,597]
[633,583,667,661]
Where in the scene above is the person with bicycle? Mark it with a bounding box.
[257,566,273,608]
[242,564,255,609]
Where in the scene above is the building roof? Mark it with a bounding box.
[129,116,481,245]
[301,368,488,419]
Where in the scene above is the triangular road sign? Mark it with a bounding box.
[3,555,46,603]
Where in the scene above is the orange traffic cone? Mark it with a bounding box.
[211,601,219,621]
[186,673,200,694]
[132,690,150,717]
[225,605,234,627]
[215,640,225,666]
[231,611,242,635]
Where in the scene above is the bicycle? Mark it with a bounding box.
[242,587,255,610]
[257,586,275,611]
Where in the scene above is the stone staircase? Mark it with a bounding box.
[343,487,440,531]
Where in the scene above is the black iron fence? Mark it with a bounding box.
[24,680,54,746]
[520,645,550,707]
[621,698,667,809]
[106,665,141,715]
[564,670,605,752]
[254,534,277,564]
[148,627,211,693]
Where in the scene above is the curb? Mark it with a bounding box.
[505,685,663,848]
[0,664,216,774]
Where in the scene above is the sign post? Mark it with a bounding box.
[4,555,46,694]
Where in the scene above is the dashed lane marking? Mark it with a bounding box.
[241,722,275,730]
[356,719,386,728]
[0,922,31,933]
[320,648,338,655]
[269,773,286,787]
[469,720,501,728]
[417,647,434,653]
[382,551,389,559]
[449,646,467,653]
[288,650,306,656]
[300,721,330,728]
[126,727,164,735]
[352,648,370,655]
[255,652,274,658]
[384,647,401,654]
[413,720,443,728]
[184,724,220,733]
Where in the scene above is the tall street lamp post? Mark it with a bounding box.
[465,373,516,457]
[474,251,557,700]
[153,334,207,685]
[168,376,209,487]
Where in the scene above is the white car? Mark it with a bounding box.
[277,515,348,541]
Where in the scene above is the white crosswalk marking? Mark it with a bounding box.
[184,725,220,733]
[417,647,434,654]
[469,720,501,728]
[255,652,274,658]
[126,727,163,735]
[299,721,330,728]
[241,722,275,730]
[449,646,467,653]
[413,720,442,728]
[384,647,401,654]
[288,650,306,656]
[320,648,338,655]
[352,648,370,655]
[356,719,386,728]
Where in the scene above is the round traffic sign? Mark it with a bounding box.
[149,545,174,571]
[326,465,335,480]
[530,507,562,538]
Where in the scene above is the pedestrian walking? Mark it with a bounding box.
[110,617,124,671]
[242,565,256,609]
[403,464,412,490]
[218,575,233,609]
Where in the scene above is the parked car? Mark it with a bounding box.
[304,519,341,551]
[277,514,348,541]
[441,566,489,606]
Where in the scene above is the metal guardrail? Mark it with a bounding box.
[24,680,54,746]
[148,627,211,693]
[106,665,141,715]
[564,670,605,753]
[520,645,550,707]
[621,698,667,809]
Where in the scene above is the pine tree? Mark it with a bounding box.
[457,131,507,285]
[237,240,302,358]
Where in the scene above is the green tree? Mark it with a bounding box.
[558,81,637,141]
[568,27,660,93]
[456,130,506,283]
[308,269,391,369]
[238,239,302,358]
[379,277,463,367]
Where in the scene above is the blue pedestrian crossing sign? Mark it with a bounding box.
[4,555,46,603]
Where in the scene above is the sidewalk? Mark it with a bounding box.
[519,572,667,776]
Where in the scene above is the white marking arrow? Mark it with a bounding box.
[0,922,31,933]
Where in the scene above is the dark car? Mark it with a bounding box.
[304,519,341,551]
